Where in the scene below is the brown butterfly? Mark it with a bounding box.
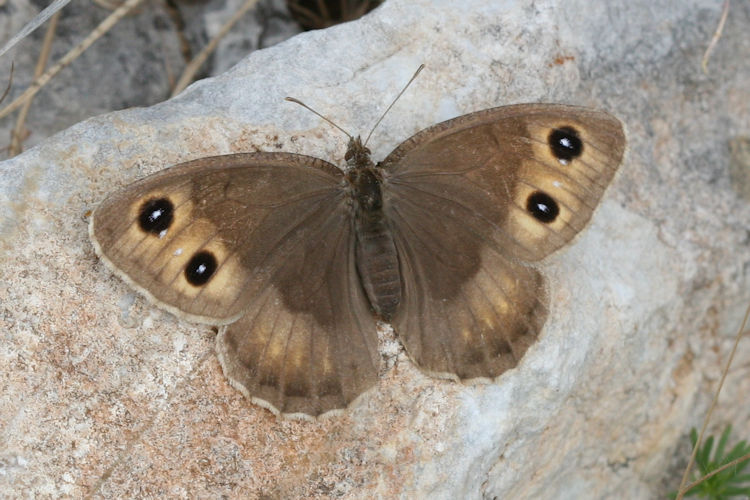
[90,72,626,419]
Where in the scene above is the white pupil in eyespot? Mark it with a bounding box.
[196,264,207,274]
[560,137,571,148]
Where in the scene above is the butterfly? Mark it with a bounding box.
[90,74,626,419]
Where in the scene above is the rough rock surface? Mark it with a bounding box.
[1,0,749,498]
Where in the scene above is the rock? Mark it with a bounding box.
[1,0,749,498]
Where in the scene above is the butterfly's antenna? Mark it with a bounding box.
[364,64,425,146]
[285,97,353,139]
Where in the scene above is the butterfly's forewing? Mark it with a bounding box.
[90,153,380,418]
[381,104,626,379]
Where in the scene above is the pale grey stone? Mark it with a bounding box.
[1,0,749,498]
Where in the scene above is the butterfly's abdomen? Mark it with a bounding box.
[349,168,401,321]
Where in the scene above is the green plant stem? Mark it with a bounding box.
[676,303,750,499]
[680,450,750,496]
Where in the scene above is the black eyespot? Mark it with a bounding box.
[138,198,174,234]
[526,191,559,223]
[548,126,583,161]
[184,251,218,286]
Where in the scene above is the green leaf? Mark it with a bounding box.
[715,425,732,461]
[676,426,750,499]
[699,435,715,471]
[725,441,749,462]
[721,485,750,495]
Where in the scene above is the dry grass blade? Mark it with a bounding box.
[9,11,61,156]
[675,302,750,499]
[701,0,730,74]
[162,0,194,64]
[170,0,261,97]
[0,62,13,104]
[0,0,71,59]
[0,0,145,121]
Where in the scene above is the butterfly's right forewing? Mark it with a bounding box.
[381,104,625,381]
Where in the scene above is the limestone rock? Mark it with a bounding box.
[1,0,749,498]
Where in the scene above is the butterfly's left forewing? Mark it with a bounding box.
[91,153,380,418]
[381,104,625,380]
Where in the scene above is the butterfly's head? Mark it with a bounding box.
[345,136,374,170]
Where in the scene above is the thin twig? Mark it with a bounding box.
[0,62,13,104]
[10,11,61,156]
[170,0,260,97]
[701,0,730,74]
[676,302,750,499]
[162,0,194,63]
[0,0,145,121]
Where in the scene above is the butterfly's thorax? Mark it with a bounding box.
[346,138,401,321]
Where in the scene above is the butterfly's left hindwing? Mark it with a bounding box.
[216,202,380,417]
